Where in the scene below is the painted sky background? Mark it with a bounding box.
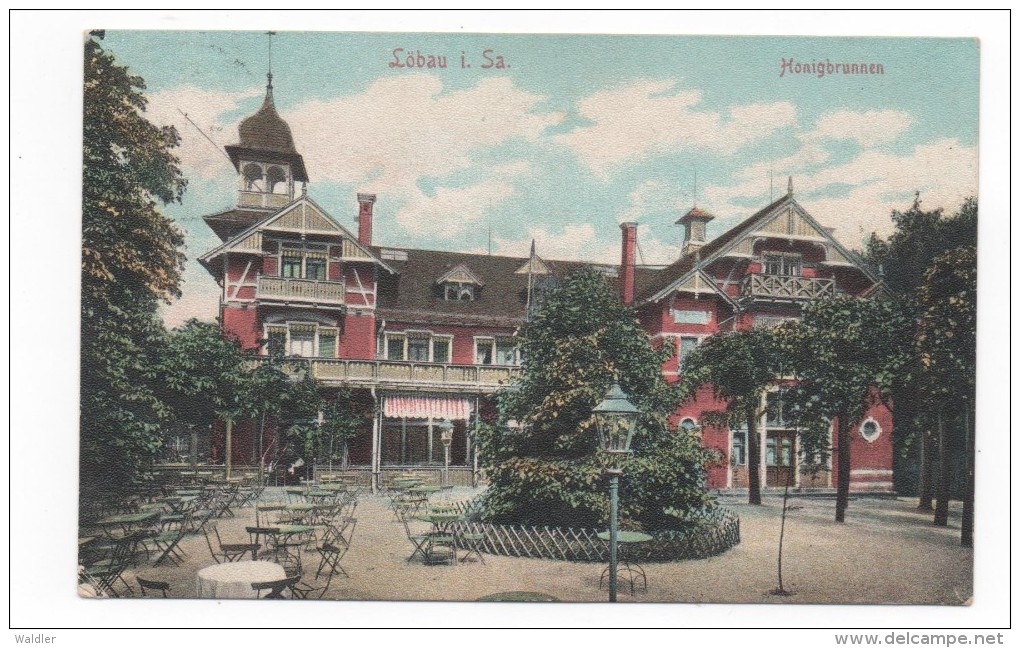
[99,31,979,328]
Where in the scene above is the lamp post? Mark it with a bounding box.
[592,382,639,603]
[439,420,454,487]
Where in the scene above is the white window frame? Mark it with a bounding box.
[474,336,519,366]
[731,429,748,466]
[444,282,476,301]
[859,417,882,443]
[263,322,338,358]
[384,330,454,363]
[677,335,704,369]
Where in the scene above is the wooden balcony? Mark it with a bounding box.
[740,273,835,302]
[256,275,346,306]
[238,190,291,209]
[311,359,521,393]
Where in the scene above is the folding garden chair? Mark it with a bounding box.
[310,541,349,596]
[136,577,170,598]
[83,537,135,597]
[246,526,281,561]
[458,530,487,565]
[400,517,431,563]
[203,521,260,563]
[251,575,301,599]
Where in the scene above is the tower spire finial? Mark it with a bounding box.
[787,175,793,197]
[265,31,277,100]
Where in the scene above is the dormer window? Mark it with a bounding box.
[437,264,484,302]
[445,283,475,301]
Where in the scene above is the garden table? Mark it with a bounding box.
[96,510,160,536]
[196,561,286,599]
[415,511,463,534]
[597,531,652,594]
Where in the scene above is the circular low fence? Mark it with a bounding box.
[444,502,740,563]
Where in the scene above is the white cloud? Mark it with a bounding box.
[806,109,914,148]
[394,162,531,236]
[489,224,600,262]
[703,137,977,245]
[284,74,563,194]
[618,180,682,224]
[145,85,261,180]
[795,138,977,242]
[554,80,797,180]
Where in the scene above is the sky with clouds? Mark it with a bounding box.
[98,31,978,328]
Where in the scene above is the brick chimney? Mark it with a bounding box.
[619,222,637,306]
[357,193,376,246]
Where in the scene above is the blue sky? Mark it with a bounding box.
[99,31,978,327]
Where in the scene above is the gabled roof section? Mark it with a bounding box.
[373,246,603,325]
[198,196,395,274]
[636,193,882,304]
[515,255,551,275]
[203,207,272,241]
[436,263,485,287]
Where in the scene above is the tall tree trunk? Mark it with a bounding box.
[917,427,935,511]
[747,408,762,505]
[961,407,974,547]
[835,413,851,523]
[934,410,952,527]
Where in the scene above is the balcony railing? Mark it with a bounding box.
[256,275,346,305]
[740,273,835,302]
[238,190,291,209]
[311,358,521,393]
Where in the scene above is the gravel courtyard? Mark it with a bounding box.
[127,488,972,605]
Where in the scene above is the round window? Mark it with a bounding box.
[860,418,881,442]
[680,418,698,432]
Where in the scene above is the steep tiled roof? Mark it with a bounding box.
[634,193,794,303]
[372,246,606,326]
[203,207,272,241]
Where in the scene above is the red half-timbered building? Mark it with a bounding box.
[199,80,893,493]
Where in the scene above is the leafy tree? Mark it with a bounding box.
[916,247,976,543]
[80,31,186,504]
[478,269,716,530]
[783,296,913,522]
[865,196,977,507]
[680,328,786,505]
[156,320,250,462]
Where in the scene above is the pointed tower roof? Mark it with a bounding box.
[675,205,715,225]
[225,74,309,182]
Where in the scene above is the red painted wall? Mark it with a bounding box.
[339,312,376,359]
[223,307,260,350]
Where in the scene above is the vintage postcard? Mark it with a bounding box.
[43,15,1000,631]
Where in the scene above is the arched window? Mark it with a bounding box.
[266,165,287,194]
[680,417,698,432]
[243,163,264,191]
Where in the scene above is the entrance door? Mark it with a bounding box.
[766,430,796,487]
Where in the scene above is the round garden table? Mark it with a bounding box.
[597,531,652,594]
[196,561,286,599]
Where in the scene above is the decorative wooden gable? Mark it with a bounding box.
[199,197,395,274]
[265,201,340,236]
[675,269,723,296]
[233,231,263,252]
[752,205,825,240]
[341,239,373,260]
[515,256,551,275]
[437,264,484,287]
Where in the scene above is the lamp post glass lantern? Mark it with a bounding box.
[592,382,639,603]
[439,420,453,487]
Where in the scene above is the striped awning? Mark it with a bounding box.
[383,395,473,421]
